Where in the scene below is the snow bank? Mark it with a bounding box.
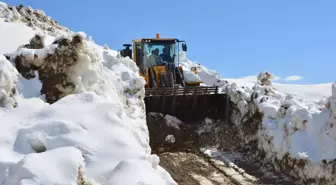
[238,75,336,184]
[179,53,336,184]
[4,147,84,185]
[177,52,203,84]
[0,20,37,54]
[0,3,176,185]
[178,52,226,86]
[0,2,70,37]
[0,90,177,184]
[0,54,18,107]
[0,43,176,184]
[228,79,336,183]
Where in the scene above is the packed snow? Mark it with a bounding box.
[179,52,222,86]
[0,54,18,107]
[148,112,182,130]
[0,3,177,185]
[4,147,84,185]
[165,135,176,144]
[0,20,36,53]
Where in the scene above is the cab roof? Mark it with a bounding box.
[132,38,180,43]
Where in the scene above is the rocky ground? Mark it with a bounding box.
[147,113,302,185]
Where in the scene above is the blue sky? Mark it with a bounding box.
[6,0,336,84]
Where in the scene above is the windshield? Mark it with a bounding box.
[143,42,176,68]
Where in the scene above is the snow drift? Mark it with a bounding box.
[0,54,18,108]
[180,53,336,184]
[0,3,176,185]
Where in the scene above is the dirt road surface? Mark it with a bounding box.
[147,114,302,185]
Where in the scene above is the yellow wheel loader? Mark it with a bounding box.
[120,34,229,122]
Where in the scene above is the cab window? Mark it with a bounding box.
[143,42,176,67]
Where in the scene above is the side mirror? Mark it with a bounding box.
[121,44,132,59]
[123,44,132,48]
[182,43,187,51]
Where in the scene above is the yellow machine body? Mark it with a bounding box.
[129,35,202,88]
[119,34,227,123]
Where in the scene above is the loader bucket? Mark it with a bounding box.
[144,86,230,122]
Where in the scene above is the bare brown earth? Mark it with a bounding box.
[147,113,302,185]
[159,152,236,185]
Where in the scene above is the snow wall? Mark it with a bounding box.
[180,52,336,184]
[0,3,177,185]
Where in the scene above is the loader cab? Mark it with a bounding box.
[120,34,189,88]
[121,36,187,72]
[133,39,178,68]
